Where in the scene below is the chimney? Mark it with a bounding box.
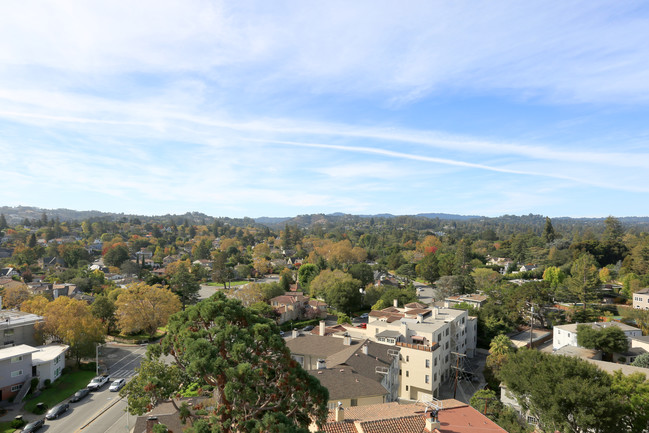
[362,345,368,355]
[343,335,352,346]
[393,299,398,308]
[425,409,440,432]
[292,329,299,339]
[319,320,326,336]
[146,416,159,433]
[334,402,344,422]
[431,308,437,320]
[317,359,326,370]
[417,313,423,323]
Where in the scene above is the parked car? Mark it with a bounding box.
[359,313,369,319]
[21,419,44,433]
[87,374,110,391]
[109,378,126,392]
[356,323,367,329]
[70,388,91,402]
[45,402,69,420]
[302,325,314,332]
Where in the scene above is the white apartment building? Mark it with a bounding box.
[366,302,477,401]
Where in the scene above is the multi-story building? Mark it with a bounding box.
[633,288,649,310]
[366,302,477,401]
[0,310,44,348]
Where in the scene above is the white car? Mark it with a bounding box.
[359,313,369,319]
[87,375,110,391]
[109,378,126,392]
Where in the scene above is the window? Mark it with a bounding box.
[406,355,409,362]
[406,385,409,391]
[328,402,337,410]
[437,334,441,342]
[351,399,358,407]
[4,329,14,337]
[445,328,449,336]
[55,355,61,364]
[445,341,449,349]
[406,371,409,377]
[434,357,437,366]
[462,317,465,324]
[425,375,429,384]
[399,369,402,376]
[11,355,22,363]
[434,373,437,381]
[11,370,23,378]
[425,359,430,368]
[445,355,449,363]
[11,384,22,392]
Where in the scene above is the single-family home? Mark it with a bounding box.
[553,321,642,351]
[633,288,649,310]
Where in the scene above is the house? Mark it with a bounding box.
[270,292,310,324]
[0,268,19,278]
[553,322,642,351]
[0,344,37,401]
[130,398,206,433]
[38,257,66,270]
[486,256,513,268]
[443,294,487,309]
[0,310,44,348]
[316,400,508,433]
[0,343,67,402]
[633,288,649,310]
[518,264,537,273]
[286,329,400,406]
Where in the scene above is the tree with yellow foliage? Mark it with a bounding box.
[21,295,51,316]
[115,283,181,337]
[38,296,105,365]
[1,282,31,309]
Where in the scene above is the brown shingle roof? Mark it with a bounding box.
[311,367,388,400]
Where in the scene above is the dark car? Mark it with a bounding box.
[70,387,91,402]
[302,325,314,332]
[21,419,44,433]
[45,402,69,420]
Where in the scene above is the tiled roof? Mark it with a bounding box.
[323,401,507,433]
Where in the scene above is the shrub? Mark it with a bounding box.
[44,379,51,388]
[29,377,39,394]
[10,418,26,429]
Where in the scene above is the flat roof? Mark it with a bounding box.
[0,344,39,361]
[0,310,43,327]
[32,344,69,365]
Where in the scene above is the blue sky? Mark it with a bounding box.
[1,1,649,218]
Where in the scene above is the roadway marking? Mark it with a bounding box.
[75,395,124,432]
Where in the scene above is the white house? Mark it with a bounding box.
[553,322,642,351]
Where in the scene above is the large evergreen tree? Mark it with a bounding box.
[122,292,329,433]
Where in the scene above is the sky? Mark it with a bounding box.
[1,1,649,219]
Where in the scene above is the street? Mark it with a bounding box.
[19,343,147,433]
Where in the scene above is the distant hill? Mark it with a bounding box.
[2,205,648,230]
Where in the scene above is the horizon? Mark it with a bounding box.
[2,2,649,218]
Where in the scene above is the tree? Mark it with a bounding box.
[115,283,182,336]
[486,334,514,379]
[577,324,628,357]
[416,253,439,284]
[122,292,329,432]
[297,263,319,292]
[500,348,624,433]
[568,253,599,306]
[20,295,50,315]
[38,296,106,365]
[192,238,212,260]
[91,295,117,333]
[603,216,624,243]
[348,263,374,288]
[169,263,200,309]
[542,217,556,243]
[471,268,501,291]
[631,352,649,368]
[1,283,31,309]
[0,213,7,229]
[104,244,130,267]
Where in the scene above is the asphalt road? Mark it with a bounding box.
[25,343,147,433]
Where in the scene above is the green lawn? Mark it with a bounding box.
[0,421,16,433]
[24,370,96,413]
[205,281,249,287]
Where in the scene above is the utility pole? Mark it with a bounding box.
[453,355,460,398]
[529,304,534,348]
[96,343,99,376]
